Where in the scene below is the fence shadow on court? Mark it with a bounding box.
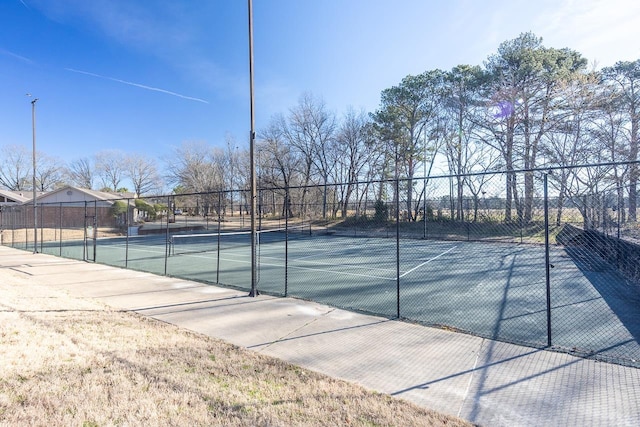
[562,244,640,365]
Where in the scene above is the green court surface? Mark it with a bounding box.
[30,231,640,366]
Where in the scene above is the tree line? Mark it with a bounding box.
[250,32,639,225]
[2,32,638,226]
[0,147,162,198]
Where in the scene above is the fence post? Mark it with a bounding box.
[216,192,221,284]
[164,196,170,276]
[125,199,130,269]
[584,194,589,229]
[59,202,62,256]
[83,201,87,261]
[423,177,427,239]
[617,186,622,240]
[39,202,43,253]
[93,200,97,262]
[354,181,359,238]
[285,188,289,297]
[617,188,622,269]
[396,176,401,319]
[12,208,15,248]
[544,173,552,347]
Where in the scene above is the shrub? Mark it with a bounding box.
[110,200,128,217]
[135,199,157,220]
[373,200,389,222]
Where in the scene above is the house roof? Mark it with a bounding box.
[63,187,126,201]
[55,185,133,200]
[0,189,31,204]
[1,186,136,206]
[27,186,135,205]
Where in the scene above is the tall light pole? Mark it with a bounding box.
[248,0,258,296]
[28,94,39,253]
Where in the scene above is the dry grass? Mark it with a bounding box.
[1,228,116,245]
[0,278,473,427]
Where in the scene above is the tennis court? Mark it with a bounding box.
[34,227,640,366]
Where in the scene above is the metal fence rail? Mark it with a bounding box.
[2,165,640,368]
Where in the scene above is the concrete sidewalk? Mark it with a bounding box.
[1,246,638,426]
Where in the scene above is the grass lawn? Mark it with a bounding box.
[0,276,473,426]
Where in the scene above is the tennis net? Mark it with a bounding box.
[169,224,310,256]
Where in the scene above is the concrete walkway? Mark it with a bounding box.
[1,246,638,426]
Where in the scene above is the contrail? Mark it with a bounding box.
[65,68,209,104]
[0,48,34,64]
[19,0,29,8]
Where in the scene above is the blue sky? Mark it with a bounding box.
[1,0,639,166]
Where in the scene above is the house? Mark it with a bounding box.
[0,190,34,234]
[31,186,134,204]
[2,186,137,230]
[35,186,138,228]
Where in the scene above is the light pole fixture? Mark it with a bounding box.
[27,94,39,253]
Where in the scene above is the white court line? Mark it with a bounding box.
[399,246,457,278]
[196,254,396,281]
[459,338,485,417]
[281,263,395,281]
[206,253,396,281]
[103,244,165,255]
[295,252,327,261]
[106,241,455,282]
[260,254,396,276]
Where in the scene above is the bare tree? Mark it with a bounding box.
[166,141,226,216]
[589,86,630,224]
[95,150,127,191]
[334,108,375,217]
[66,157,94,189]
[464,144,502,221]
[0,144,30,191]
[602,59,640,221]
[166,142,225,192]
[441,65,485,221]
[285,93,337,218]
[223,134,241,215]
[543,72,603,225]
[36,154,65,191]
[259,116,304,217]
[126,154,160,197]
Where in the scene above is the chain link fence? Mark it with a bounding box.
[2,165,640,367]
